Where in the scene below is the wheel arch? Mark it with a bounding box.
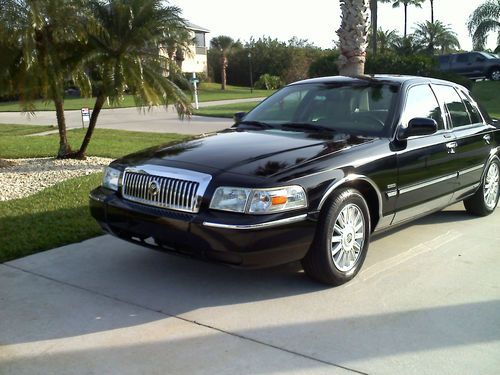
[317,175,383,232]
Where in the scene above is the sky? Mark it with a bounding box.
[171,0,497,51]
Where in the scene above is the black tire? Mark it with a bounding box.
[489,67,500,81]
[302,188,371,285]
[464,158,500,216]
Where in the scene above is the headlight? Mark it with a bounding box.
[209,187,251,213]
[102,166,121,191]
[210,186,307,214]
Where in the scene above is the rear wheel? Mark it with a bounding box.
[302,188,370,285]
[464,159,500,216]
[489,68,500,81]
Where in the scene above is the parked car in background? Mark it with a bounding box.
[438,52,500,81]
[90,75,500,285]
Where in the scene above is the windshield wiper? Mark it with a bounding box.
[280,122,336,132]
[235,120,274,129]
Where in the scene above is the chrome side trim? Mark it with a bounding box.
[202,214,308,230]
[458,164,484,176]
[398,173,457,195]
[317,174,383,218]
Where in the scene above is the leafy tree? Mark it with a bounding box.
[391,34,424,55]
[376,28,401,53]
[413,20,460,54]
[0,0,90,158]
[387,0,426,37]
[337,0,370,75]
[467,0,500,51]
[74,0,192,158]
[210,35,235,90]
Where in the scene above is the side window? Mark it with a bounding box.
[403,84,444,130]
[457,90,483,124]
[456,54,469,63]
[432,85,471,128]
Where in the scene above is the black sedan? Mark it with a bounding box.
[90,75,500,285]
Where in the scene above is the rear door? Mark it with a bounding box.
[392,84,459,224]
[432,84,494,198]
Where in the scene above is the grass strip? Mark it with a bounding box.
[0,173,103,262]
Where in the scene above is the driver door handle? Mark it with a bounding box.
[446,141,458,154]
[483,134,491,144]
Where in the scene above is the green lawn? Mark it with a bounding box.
[0,174,103,262]
[194,101,261,118]
[471,81,500,119]
[0,124,190,262]
[0,83,272,112]
[0,125,188,159]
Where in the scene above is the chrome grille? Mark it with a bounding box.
[121,166,212,213]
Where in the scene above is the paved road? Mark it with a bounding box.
[0,98,265,135]
[1,202,499,375]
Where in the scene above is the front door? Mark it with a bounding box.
[393,84,459,224]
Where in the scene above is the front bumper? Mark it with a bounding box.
[89,187,317,268]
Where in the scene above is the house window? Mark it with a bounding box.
[194,32,205,48]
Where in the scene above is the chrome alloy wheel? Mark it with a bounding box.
[484,162,500,210]
[491,70,500,81]
[331,203,365,272]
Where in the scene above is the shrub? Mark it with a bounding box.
[308,51,472,89]
[255,74,283,90]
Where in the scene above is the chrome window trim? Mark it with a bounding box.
[398,173,457,195]
[122,165,212,213]
[202,214,308,230]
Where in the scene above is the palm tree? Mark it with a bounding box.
[430,0,435,23]
[414,20,460,54]
[467,0,500,51]
[377,28,401,53]
[370,0,379,55]
[210,35,235,90]
[73,0,192,158]
[387,0,426,37]
[337,0,370,75]
[391,34,424,55]
[0,0,90,158]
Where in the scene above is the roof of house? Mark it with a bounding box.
[186,22,210,33]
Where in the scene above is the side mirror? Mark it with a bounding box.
[233,112,246,124]
[397,118,438,140]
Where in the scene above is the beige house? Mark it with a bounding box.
[181,22,210,75]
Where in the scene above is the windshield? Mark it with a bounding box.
[480,52,499,59]
[243,82,399,137]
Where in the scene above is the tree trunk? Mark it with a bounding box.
[54,97,72,159]
[430,0,434,24]
[370,0,378,55]
[221,54,228,90]
[75,94,106,159]
[404,4,408,38]
[337,0,369,76]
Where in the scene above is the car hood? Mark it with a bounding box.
[114,128,376,178]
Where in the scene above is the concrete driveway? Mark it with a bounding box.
[0,98,264,135]
[1,202,499,375]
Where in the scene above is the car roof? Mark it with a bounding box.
[289,75,458,88]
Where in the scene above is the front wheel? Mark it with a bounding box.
[302,188,370,285]
[464,158,500,216]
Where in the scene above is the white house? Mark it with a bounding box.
[181,22,210,75]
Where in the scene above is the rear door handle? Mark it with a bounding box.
[446,141,458,154]
[483,134,491,144]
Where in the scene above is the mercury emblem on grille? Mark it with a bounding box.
[148,180,160,196]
